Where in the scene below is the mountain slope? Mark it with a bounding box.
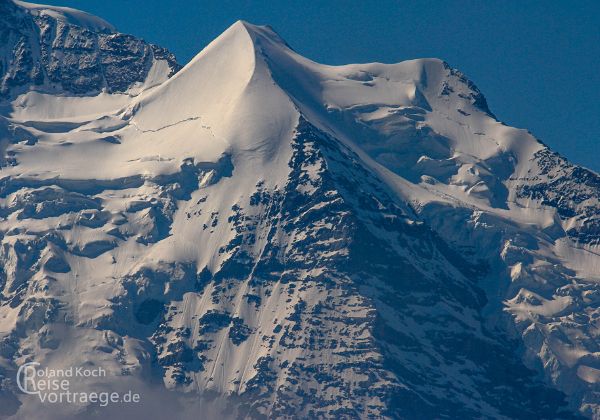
[0,9,598,419]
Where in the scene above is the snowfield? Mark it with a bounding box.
[0,3,599,419]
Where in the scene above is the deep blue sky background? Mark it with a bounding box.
[43,0,600,170]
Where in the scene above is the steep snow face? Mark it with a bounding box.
[239,24,540,198]
[0,0,180,98]
[132,21,299,170]
[0,17,599,419]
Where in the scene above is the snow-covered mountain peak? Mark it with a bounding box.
[130,20,299,162]
[1,12,600,419]
[13,0,116,32]
[228,20,286,42]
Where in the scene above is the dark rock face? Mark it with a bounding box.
[0,1,180,98]
[114,119,575,418]
[517,148,600,245]
[135,299,165,325]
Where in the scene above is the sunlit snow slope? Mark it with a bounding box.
[0,4,599,419]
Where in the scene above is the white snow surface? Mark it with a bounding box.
[13,0,116,32]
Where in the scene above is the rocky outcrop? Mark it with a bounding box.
[0,0,180,98]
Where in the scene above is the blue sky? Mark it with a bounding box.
[43,0,600,171]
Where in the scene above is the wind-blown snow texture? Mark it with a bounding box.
[0,3,599,419]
